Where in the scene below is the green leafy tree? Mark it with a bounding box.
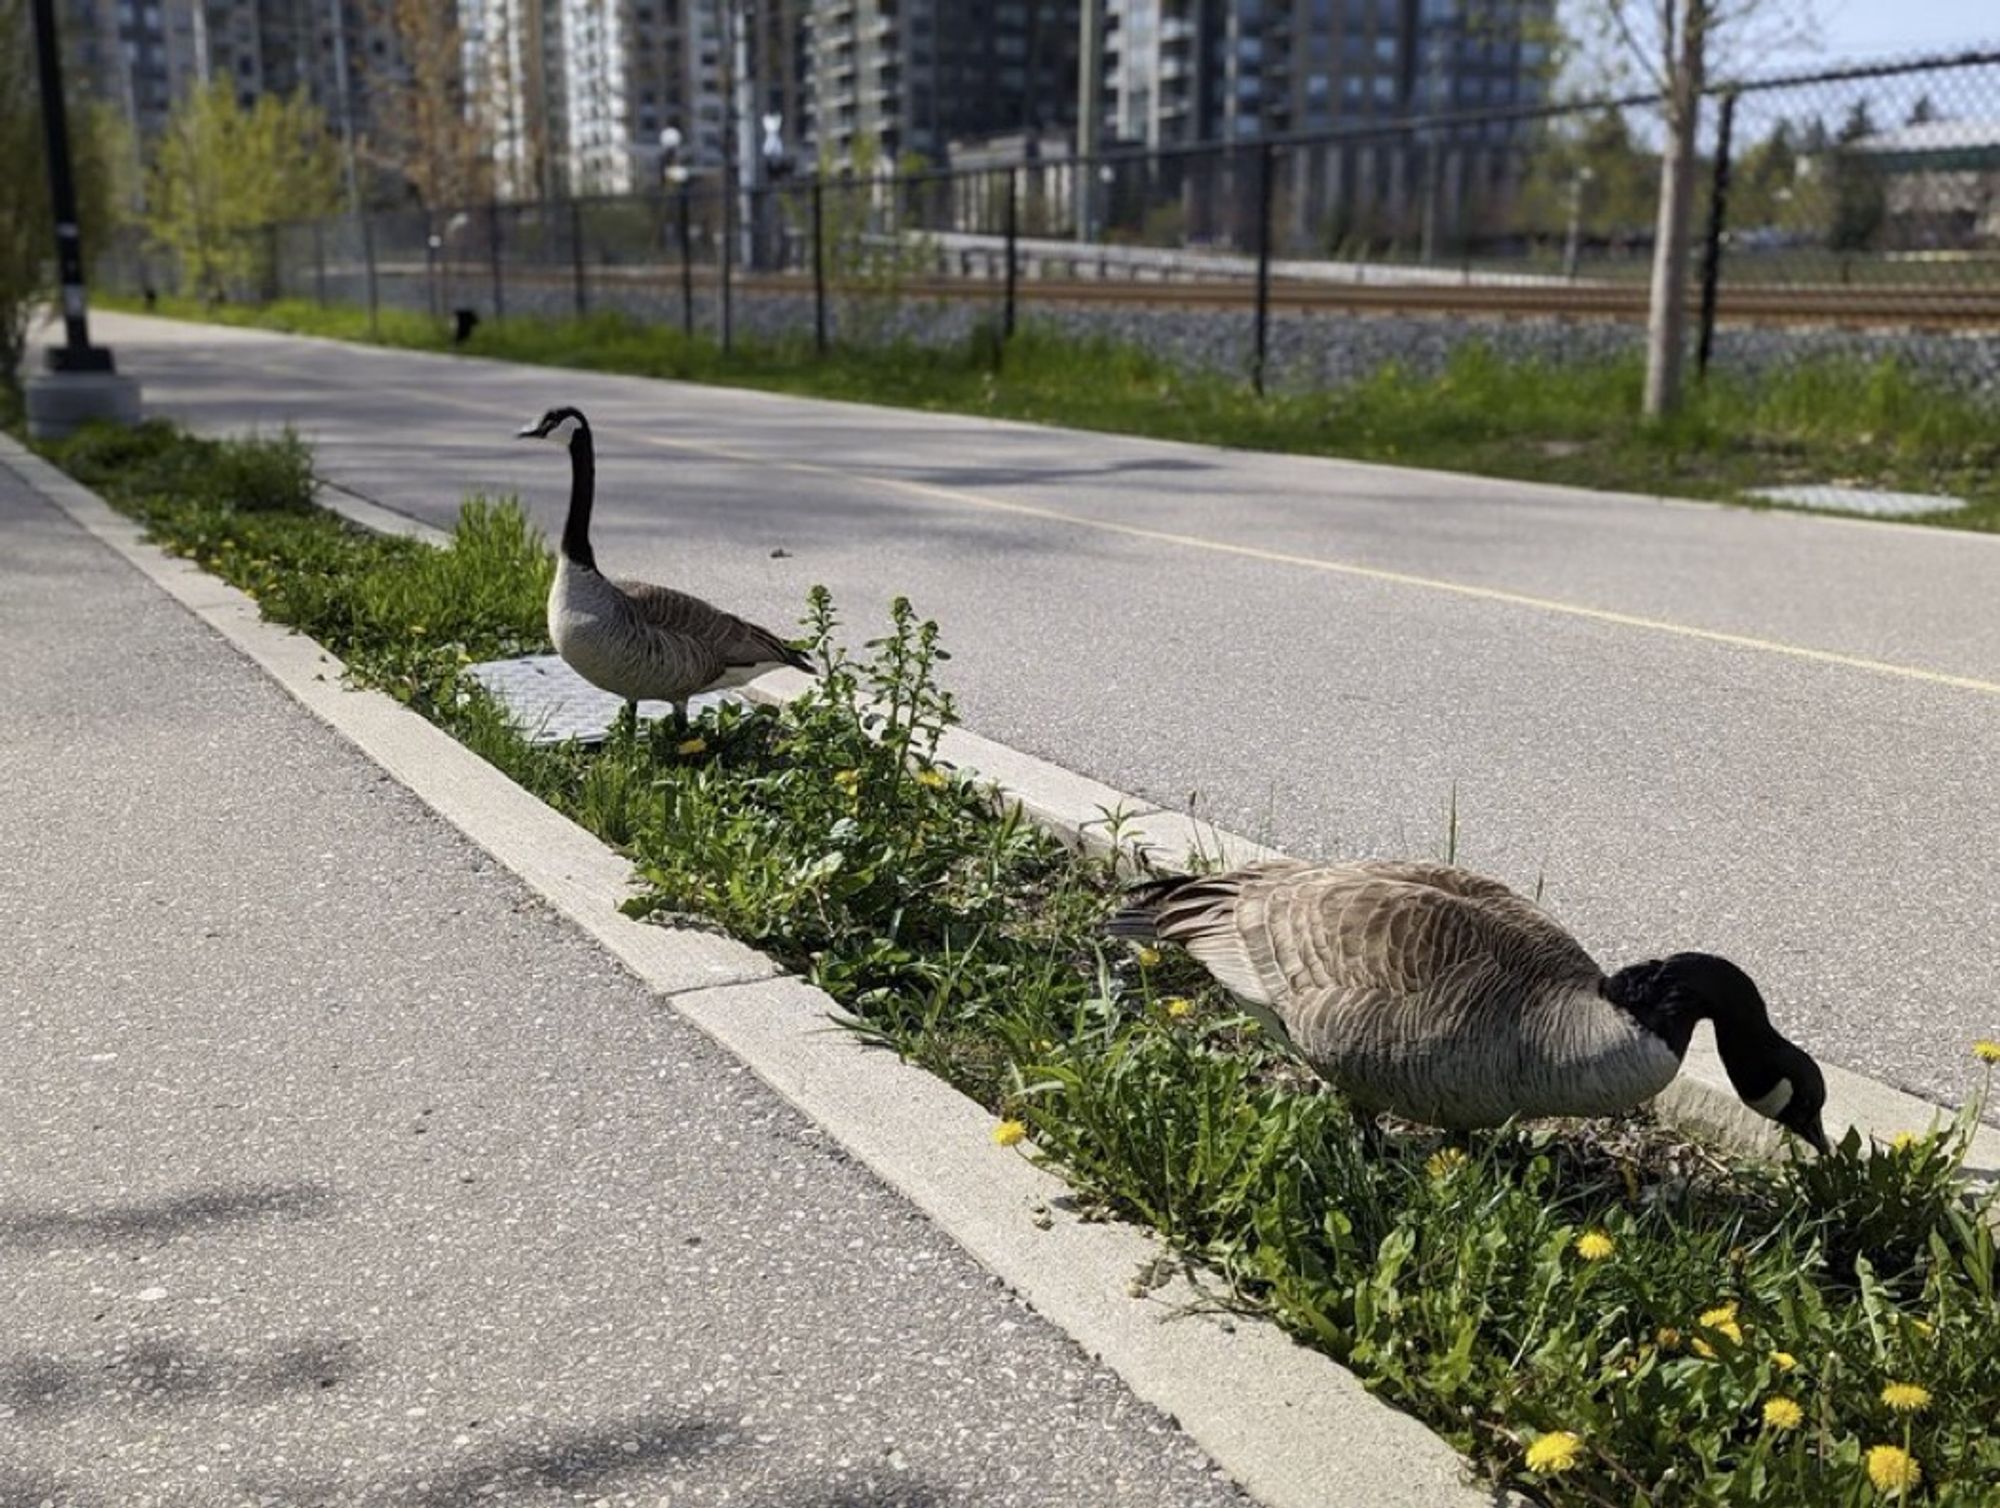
[1827,97,1885,252]
[146,81,340,303]
[1516,109,1659,247]
[1730,117,1806,230]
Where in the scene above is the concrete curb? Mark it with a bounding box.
[0,438,1521,1507]
[297,471,2000,1173]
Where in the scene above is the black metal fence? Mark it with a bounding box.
[101,47,2000,398]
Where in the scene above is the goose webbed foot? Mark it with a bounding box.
[1351,1105,1388,1159]
[609,700,639,746]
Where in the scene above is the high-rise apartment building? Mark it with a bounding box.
[1103,0,1549,150]
[802,0,1078,168]
[469,0,800,198]
[60,0,395,141]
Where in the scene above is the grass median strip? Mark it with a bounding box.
[108,294,2000,530]
[40,417,2000,1507]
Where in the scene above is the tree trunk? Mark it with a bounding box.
[1642,0,1706,418]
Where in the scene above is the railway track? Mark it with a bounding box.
[393,261,2000,331]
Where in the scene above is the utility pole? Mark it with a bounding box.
[1074,0,1099,243]
[731,0,757,268]
[327,0,361,216]
[25,0,140,437]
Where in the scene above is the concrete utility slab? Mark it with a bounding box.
[1748,483,1967,517]
[466,652,735,744]
[0,460,1247,1503]
[75,312,2000,1119]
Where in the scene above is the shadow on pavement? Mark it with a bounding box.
[0,1182,334,1252]
[0,1333,365,1421]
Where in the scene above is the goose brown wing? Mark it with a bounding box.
[615,579,812,672]
[1249,868,1603,1071]
[1340,860,1597,976]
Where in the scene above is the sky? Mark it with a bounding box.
[1557,0,1997,77]
[1807,0,1998,64]
[1554,0,1997,142]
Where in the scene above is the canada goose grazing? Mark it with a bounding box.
[1109,859,1830,1154]
[516,406,811,730]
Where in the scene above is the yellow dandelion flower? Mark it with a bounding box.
[1865,1444,1922,1496]
[833,768,862,791]
[1134,945,1162,968]
[1890,1131,1919,1153]
[410,623,427,636]
[1763,1397,1804,1432]
[1523,1432,1583,1476]
[676,736,707,756]
[1692,1303,1743,1358]
[1771,1351,1798,1372]
[914,767,948,789]
[992,1119,1027,1148]
[1162,997,1194,1020]
[1911,1319,1934,1338]
[1974,1039,2000,1065]
[1426,1147,1467,1180]
[1656,1327,1682,1352]
[1573,1230,1616,1263]
[1880,1382,1931,1415]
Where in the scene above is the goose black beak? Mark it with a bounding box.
[1803,1118,1831,1156]
[515,424,542,439]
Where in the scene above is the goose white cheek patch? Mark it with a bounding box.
[547,415,581,444]
[1748,1080,1794,1118]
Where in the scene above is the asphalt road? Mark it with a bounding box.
[83,311,2000,1116]
[0,456,1246,1503]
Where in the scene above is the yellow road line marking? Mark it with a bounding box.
[297,363,2000,701]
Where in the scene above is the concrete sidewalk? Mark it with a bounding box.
[0,463,1246,1505]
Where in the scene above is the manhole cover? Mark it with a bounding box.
[1746,484,1966,518]
[465,654,741,745]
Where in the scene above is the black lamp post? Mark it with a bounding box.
[32,0,111,371]
[27,0,138,433]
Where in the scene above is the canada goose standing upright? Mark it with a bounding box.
[517,406,811,729]
[1109,859,1829,1153]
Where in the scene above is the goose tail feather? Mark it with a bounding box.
[1105,873,1249,942]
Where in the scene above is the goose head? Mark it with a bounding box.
[516,406,590,445]
[1606,952,1830,1155]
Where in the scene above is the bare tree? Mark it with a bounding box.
[365,0,492,211]
[1568,0,1820,416]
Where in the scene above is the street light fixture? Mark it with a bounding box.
[1562,165,1597,282]
[25,0,139,437]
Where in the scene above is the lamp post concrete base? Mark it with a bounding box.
[25,369,143,440]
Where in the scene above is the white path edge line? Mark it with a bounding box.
[0,438,1521,1508]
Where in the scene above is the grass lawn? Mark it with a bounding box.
[106,293,2000,531]
[34,416,2000,1507]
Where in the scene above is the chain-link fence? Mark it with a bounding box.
[101,47,2000,400]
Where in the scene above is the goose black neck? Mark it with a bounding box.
[1603,951,1782,1083]
[560,426,597,571]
